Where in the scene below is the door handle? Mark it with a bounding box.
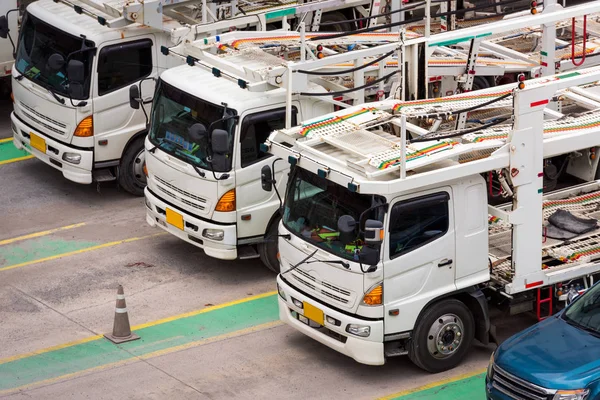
[438,259,453,267]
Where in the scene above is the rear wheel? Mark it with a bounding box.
[319,12,352,32]
[118,136,146,196]
[472,76,491,91]
[408,299,474,373]
[259,217,281,273]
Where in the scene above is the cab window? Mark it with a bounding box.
[389,192,449,258]
[97,39,153,96]
[240,107,297,168]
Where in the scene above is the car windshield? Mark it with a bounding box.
[15,12,94,100]
[562,283,600,335]
[283,168,385,261]
[148,80,237,172]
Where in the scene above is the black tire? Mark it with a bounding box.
[319,12,352,33]
[408,299,475,373]
[118,136,146,196]
[259,217,281,273]
[472,76,491,91]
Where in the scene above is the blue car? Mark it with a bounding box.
[486,282,600,400]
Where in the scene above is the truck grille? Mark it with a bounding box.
[491,365,555,400]
[291,267,354,306]
[20,101,67,135]
[155,175,207,211]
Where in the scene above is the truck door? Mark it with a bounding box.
[93,37,156,163]
[235,107,297,240]
[383,188,456,335]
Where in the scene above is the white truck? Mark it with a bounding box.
[3,0,376,195]
[142,0,598,271]
[265,61,600,373]
[142,30,414,270]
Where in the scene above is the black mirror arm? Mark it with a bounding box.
[269,157,285,210]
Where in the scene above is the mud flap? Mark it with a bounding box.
[488,324,499,346]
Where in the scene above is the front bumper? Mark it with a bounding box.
[277,275,385,366]
[145,187,238,260]
[12,112,93,184]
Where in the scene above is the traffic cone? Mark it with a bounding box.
[104,285,140,344]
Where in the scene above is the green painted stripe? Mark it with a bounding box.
[0,236,100,269]
[266,7,296,19]
[429,36,474,47]
[540,50,548,56]
[0,140,29,164]
[429,32,491,47]
[557,71,580,80]
[392,373,486,399]
[0,295,279,391]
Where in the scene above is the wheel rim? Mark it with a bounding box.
[132,148,146,187]
[426,313,464,359]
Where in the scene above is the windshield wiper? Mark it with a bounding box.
[192,165,206,178]
[281,249,350,275]
[48,87,65,105]
[305,258,350,269]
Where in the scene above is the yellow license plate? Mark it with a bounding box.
[303,301,324,326]
[165,208,184,230]
[30,133,46,154]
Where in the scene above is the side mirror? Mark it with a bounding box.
[358,246,380,269]
[68,82,84,99]
[47,53,65,72]
[337,215,357,246]
[129,85,140,109]
[188,123,207,143]
[0,16,8,39]
[261,165,272,192]
[67,59,85,83]
[211,129,229,154]
[567,290,580,306]
[364,219,384,245]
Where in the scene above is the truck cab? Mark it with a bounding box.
[9,0,181,194]
[144,64,331,270]
[274,148,489,369]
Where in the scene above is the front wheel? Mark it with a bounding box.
[259,218,281,273]
[408,299,474,373]
[118,136,146,196]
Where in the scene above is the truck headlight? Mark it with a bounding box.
[62,152,81,164]
[487,351,495,380]
[553,389,589,400]
[277,283,286,301]
[346,324,370,337]
[202,229,224,241]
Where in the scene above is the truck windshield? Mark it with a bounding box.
[283,168,384,261]
[562,283,600,336]
[149,80,237,172]
[15,12,94,100]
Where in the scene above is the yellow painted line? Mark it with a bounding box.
[376,367,488,400]
[0,290,278,365]
[0,137,13,143]
[132,290,279,330]
[0,335,103,366]
[0,232,167,272]
[0,222,86,246]
[0,321,282,395]
[0,155,35,165]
